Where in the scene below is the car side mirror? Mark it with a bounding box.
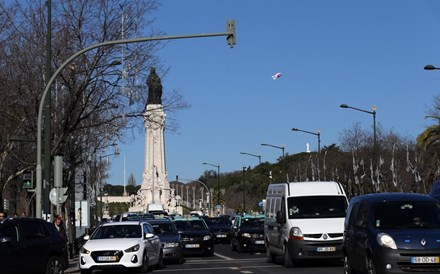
[354,219,364,228]
[144,233,155,239]
[276,211,286,225]
[83,235,90,241]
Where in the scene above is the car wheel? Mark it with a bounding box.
[236,242,243,253]
[140,251,149,273]
[283,244,294,268]
[367,256,377,274]
[45,255,64,274]
[230,239,236,251]
[156,251,164,269]
[177,257,185,264]
[344,254,356,274]
[266,242,276,263]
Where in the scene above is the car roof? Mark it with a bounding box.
[145,218,173,224]
[350,192,437,203]
[100,221,144,226]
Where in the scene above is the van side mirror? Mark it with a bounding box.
[276,211,286,224]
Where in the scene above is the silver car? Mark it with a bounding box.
[79,221,163,274]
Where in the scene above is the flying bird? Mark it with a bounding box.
[272,72,282,80]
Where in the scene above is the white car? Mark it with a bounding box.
[79,221,163,274]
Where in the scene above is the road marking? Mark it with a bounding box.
[240,271,253,273]
[214,252,234,260]
[156,265,279,272]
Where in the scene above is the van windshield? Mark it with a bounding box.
[287,196,347,219]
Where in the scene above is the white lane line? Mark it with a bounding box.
[214,252,234,260]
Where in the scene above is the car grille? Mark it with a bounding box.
[91,250,124,263]
[181,236,203,242]
[304,233,343,239]
[250,233,264,239]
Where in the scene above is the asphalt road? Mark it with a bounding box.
[70,243,343,274]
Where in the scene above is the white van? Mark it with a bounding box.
[264,181,348,267]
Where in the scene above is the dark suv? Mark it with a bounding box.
[0,217,68,274]
[343,193,440,274]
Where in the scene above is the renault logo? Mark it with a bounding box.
[323,234,328,240]
[421,239,426,246]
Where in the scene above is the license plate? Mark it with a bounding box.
[97,256,117,262]
[255,240,265,245]
[217,234,227,238]
[185,244,200,248]
[316,246,336,252]
[411,257,440,264]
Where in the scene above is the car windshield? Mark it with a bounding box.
[241,218,264,228]
[150,223,177,235]
[372,201,440,229]
[287,196,347,219]
[91,225,142,239]
[205,218,232,227]
[174,220,207,231]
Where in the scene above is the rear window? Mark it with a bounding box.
[287,196,347,219]
[372,201,440,229]
[150,223,177,235]
[174,220,208,230]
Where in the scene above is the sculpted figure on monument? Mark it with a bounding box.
[147,67,163,105]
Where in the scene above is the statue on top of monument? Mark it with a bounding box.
[147,67,163,105]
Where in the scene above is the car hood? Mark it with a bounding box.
[209,225,231,232]
[238,227,264,234]
[158,234,181,243]
[178,230,211,237]
[287,217,345,234]
[84,238,141,250]
[386,229,440,249]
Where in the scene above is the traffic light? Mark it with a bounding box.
[226,19,236,48]
[23,171,33,189]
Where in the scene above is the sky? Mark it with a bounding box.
[108,0,440,186]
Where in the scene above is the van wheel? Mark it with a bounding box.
[344,254,356,274]
[366,256,376,274]
[266,246,276,263]
[283,244,294,268]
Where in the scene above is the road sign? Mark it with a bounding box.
[217,204,221,209]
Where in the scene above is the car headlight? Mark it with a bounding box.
[125,244,140,253]
[377,233,397,249]
[288,227,304,240]
[80,247,91,254]
[203,235,212,241]
[164,242,180,248]
[241,233,251,238]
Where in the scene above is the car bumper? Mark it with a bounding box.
[287,239,343,261]
[163,247,184,262]
[213,233,231,243]
[237,237,266,251]
[181,241,214,255]
[369,248,440,274]
[79,251,143,270]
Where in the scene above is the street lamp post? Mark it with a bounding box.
[240,151,263,200]
[242,167,247,213]
[99,151,119,221]
[202,162,220,215]
[35,20,236,218]
[340,104,377,149]
[291,128,321,153]
[261,143,286,182]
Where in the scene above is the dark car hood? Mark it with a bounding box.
[238,227,264,234]
[158,234,181,243]
[209,225,231,232]
[178,230,211,237]
[387,229,440,249]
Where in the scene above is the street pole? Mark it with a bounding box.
[240,152,262,200]
[202,162,220,216]
[261,143,286,182]
[36,20,236,218]
[291,128,321,153]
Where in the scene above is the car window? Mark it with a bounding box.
[0,224,19,241]
[91,225,141,239]
[287,196,347,219]
[372,201,440,229]
[150,223,176,235]
[22,220,51,240]
[241,218,264,228]
[174,220,208,230]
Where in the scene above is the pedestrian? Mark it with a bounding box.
[0,211,7,221]
[54,215,67,241]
